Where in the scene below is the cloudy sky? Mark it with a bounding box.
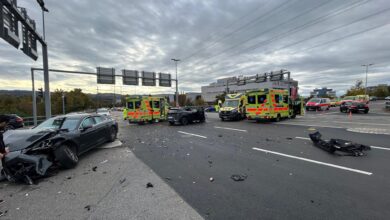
[0,0,389,96]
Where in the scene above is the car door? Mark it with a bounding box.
[93,115,109,143]
[78,116,98,153]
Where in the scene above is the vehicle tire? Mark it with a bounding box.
[221,118,225,121]
[200,118,205,123]
[109,126,117,142]
[181,117,189,125]
[326,106,330,110]
[169,121,175,126]
[290,114,296,119]
[306,107,309,111]
[55,143,78,169]
[317,106,322,111]
[364,110,369,114]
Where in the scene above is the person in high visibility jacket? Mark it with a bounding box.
[123,108,128,120]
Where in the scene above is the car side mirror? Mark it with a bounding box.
[82,125,93,131]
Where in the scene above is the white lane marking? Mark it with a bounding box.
[371,146,390,151]
[178,131,207,139]
[278,123,344,129]
[331,121,390,126]
[295,137,390,151]
[214,126,247,132]
[252,147,372,176]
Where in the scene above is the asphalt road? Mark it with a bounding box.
[119,108,390,220]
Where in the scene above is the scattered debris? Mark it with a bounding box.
[58,191,62,194]
[102,171,107,174]
[100,160,108,164]
[92,166,97,172]
[164,177,172,181]
[218,134,223,137]
[265,138,272,142]
[146,182,154,188]
[193,181,196,184]
[186,153,190,156]
[308,127,316,131]
[0,210,8,217]
[286,137,293,140]
[231,174,247,182]
[66,176,72,180]
[119,178,126,184]
[0,199,3,204]
[209,177,214,182]
[311,200,314,203]
[208,160,213,164]
[84,205,91,211]
[309,132,371,156]
[25,193,29,197]
[289,173,293,176]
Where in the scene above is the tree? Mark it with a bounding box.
[345,80,365,96]
[194,95,205,106]
[371,85,389,98]
[178,94,187,106]
[215,92,226,104]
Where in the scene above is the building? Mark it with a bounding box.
[309,87,336,98]
[201,73,298,103]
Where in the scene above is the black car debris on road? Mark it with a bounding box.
[340,101,369,113]
[167,107,206,125]
[1,113,118,184]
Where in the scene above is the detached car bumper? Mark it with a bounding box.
[1,151,53,184]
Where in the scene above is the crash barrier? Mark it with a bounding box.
[23,116,47,126]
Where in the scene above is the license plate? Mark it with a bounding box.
[168,116,173,119]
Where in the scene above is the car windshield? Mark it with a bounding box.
[35,117,79,130]
[309,98,321,103]
[223,100,239,107]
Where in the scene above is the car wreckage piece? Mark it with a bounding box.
[309,131,371,156]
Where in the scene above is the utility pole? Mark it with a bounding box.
[362,63,374,95]
[31,68,37,126]
[62,92,65,114]
[171,58,180,107]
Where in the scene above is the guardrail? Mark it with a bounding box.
[23,116,47,127]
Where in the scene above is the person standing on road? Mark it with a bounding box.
[0,115,10,159]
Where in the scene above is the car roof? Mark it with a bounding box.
[55,113,100,120]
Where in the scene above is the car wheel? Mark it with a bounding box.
[290,114,296,119]
[364,109,369,114]
[220,118,225,121]
[169,121,175,126]
[181,117,188,125]
[55,143,78,169]
[306,107,309,111]
[326,106,330,110]
[109,126,117,142]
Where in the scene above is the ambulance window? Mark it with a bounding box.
[127,102,134,109]
[149,101,153,108]
[274,95,280,103]
[135,101,141,109]
[153,101,160,108]
[283,95,288,104]
[248,96,256,104]
[257,95,267,104]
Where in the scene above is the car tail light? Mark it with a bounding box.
[16,117,23,122]
[364,104,369,108]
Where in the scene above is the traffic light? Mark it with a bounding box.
[38,88,43,98]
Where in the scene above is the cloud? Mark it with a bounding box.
[0,0,389,96]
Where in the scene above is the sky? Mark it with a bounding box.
[0,0,389,96]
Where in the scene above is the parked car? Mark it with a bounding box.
[1,113,118,184]
[385,101,390,110]
[305,98,331,111]
[385,96,390,100]
[97,108,110,116]
[5,114,24,130]
[167,107,206,125]
[369,96,377,101]
[340,101,369,113]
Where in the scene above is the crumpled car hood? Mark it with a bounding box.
[4,129,56,152]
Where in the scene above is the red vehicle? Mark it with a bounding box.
[305,98,331,111]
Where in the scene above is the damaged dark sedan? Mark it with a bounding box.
[0,113,118,184]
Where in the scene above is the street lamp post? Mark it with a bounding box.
[362,63,374,95]
[171,58,180,107]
